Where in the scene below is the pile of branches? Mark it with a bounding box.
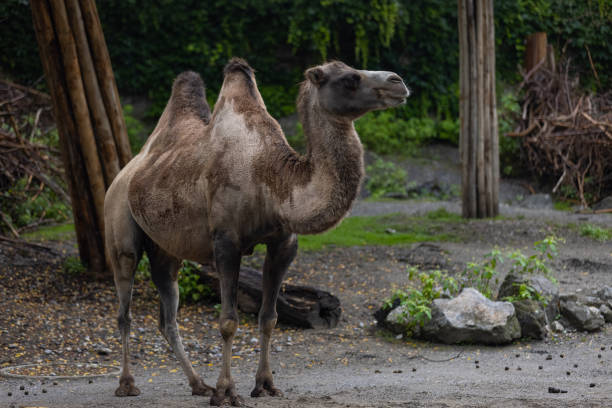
[0,79,69,237]
[509,56,612,207]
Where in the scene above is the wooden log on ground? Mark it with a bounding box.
[199,265,341,329]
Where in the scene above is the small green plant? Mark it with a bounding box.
[502,282,547,306]
[460,249,503,299]
[63,256,86,275]
[384,268,459,334]
[135,255,212,303]
[508,235,562,283]
[365,158,407,198]
[579,224,611,242]
[178,261,212,303]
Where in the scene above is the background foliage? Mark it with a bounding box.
[2,0,610,118]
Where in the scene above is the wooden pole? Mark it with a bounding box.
[525,32,547,73]
[79,0,132,167]
[65,0,120,185]
[31,0,132,276]
[31,0,105,273]
[458,0,499,218]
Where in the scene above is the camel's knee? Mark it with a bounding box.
[219,318,238,341]
[117,313,131,332]
[258,314,277,336]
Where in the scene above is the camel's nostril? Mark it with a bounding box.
[387,75,403,84]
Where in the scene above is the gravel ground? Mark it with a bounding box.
[1,206,611,407]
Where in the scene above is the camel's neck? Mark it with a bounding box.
[280,84,364,234]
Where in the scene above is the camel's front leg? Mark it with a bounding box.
[210,232,244,407]
[251,234,297,398]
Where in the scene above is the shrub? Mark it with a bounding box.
[365,158,407,198]
[579,223,611,242]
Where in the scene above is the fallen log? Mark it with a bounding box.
[198,265,341,329]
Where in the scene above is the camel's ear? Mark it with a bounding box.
[306,67,327,86]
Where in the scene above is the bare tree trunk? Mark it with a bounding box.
[31,0,131,277]
[525,32,547,73]
[458,0,499,218]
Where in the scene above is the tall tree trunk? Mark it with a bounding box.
[458,0,499,218]
[525,32,547,73]
[31,0,131,277]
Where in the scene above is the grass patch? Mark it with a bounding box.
[579,223,612,242]
[553,200,573,211]
[297,212,460,251]
[22,223,75,242]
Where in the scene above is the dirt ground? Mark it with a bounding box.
[1,196,611,407]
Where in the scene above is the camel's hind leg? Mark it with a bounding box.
[106,201,144,397]
[145,238,215,396]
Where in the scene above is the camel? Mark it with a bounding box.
[104,57,409,406]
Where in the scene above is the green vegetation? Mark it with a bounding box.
[123,104,148,154]
[384,234,561,334]
[383,268,459,334]
[297,212,461,251]
[22,223,75,242]
[63,256,86,276]
[501,282,548,305]
[579,223,612,242]
[136,255,212,304]
[365,158,407,198]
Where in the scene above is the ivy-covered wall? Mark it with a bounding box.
[1,0,610,119]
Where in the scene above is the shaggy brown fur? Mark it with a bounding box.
[105,57,408,406]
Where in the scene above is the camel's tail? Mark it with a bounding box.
[168,71,211,125]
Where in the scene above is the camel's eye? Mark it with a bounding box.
[341,73,361,90]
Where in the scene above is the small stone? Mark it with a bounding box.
[8,343,18,349]
[53,381,58,386]
[138,327,145,333]
[88,379,93,384]
[546,355,553,360]
[250,337,258,344]
[395,333,403,340]
[412,368,416,372]
[393,369,402,373]
[19,386,24,390]
[504,366,509,371]
[538,365,543,369]
[42,389,47,393]
[601,346,606,351]
[44,349,53,355]
[374,369,381,374]
[589,383,596,388]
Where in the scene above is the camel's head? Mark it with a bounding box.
[304,61,410,119]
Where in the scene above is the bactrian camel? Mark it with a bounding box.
[104,58,409,406]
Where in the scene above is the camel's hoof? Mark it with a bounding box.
[210,392,244,406]
[115,376,140,397]
[251,384,283,397]
[191,379,215,396]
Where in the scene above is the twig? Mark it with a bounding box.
[0,211,20,238]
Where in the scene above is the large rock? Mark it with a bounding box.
[599,304,612,323]
[384,305,422,337]
[560,299,605,331]
[422,288,521,345]
[512,299,547,339]
[498,273,559,323]
[520,193,553,209]
[597,286,612,302]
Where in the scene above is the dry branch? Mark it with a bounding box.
[511,56,612,206]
